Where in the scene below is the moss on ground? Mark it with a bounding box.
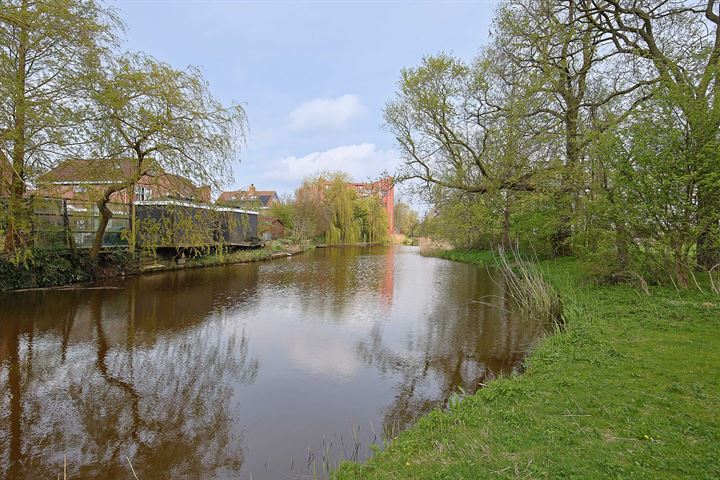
[334,250,720,479]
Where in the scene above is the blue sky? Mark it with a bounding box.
[113,0,496,200]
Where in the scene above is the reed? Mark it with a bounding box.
[493,245,563,329]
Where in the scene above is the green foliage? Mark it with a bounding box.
[324,174,362,245]
[394,201,419,237]
[268,198,295,231]
[0,0,120,252]
[400,1,720,289]
[87,52,247,257]
[292,173,390,245]
[0,247,97,290]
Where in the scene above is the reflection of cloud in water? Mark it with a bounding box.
[289,331,360,379]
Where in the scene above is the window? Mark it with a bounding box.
[73,185,87,194]
[135,186,152,201]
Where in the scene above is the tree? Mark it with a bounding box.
[586,0,720,269]
[394,201,419,237]
[88,53,247,258]
[293,175,329,243]
[324,173,361,245]
[356,195,389,244]
[268,194,295,231]
[607,93,700,287]
[493,0,652,256]
[291,173,390,245]
[385,52,546,251]
[0,0,119,252]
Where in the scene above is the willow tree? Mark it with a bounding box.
[88,53,247,258]
[293,175,330,242]
[357,196,389,244]
[324,174,361,245]
[0,0,119,252]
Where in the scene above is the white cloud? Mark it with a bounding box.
[288,94,365,131]
[262,143,399,183]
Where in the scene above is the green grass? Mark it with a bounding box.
[334,250,720,479]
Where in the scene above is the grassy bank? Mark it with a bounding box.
[335,250,720,479]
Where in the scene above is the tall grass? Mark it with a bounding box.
[494,246,563,329]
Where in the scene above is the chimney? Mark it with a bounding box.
[248,183,256,195]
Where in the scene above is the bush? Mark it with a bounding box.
[0,247,98,291]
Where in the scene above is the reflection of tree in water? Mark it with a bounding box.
[260,246,393,320]
[356,265,547,434]
[0,266,260,480]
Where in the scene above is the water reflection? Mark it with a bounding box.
[0,267,260,479]
[0,247,546,479]
[356,261,544,433]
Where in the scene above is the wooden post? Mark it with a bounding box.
[62,199,77,257]
[129,202,136,253]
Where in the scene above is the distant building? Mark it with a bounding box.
[347,177,395,234]
[258,215,287,241]
[217,184,279,210]
[36,158,211,204]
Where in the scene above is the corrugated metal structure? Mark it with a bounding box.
[135,199,259,249]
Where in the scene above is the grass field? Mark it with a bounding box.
[334,250,720,479]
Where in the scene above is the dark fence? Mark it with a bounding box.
[0,196,129,251]
[0,196,258,253]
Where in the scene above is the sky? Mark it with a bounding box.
[112,0,497,202]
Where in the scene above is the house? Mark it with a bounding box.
[36,158,211,204]
[258,215,287,241]
[217,184,278,210]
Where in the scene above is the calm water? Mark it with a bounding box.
[0,246,545,479]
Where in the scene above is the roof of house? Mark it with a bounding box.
[36,158,210,201]
[38,158,161,184]
[217,189,278,207]
[259,215,286,226]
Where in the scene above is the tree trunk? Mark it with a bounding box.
[5,0,29,252]
[89,196,113,259]
[674,248,690,289]
[552,95,581,258]
[62,199,77,258]
[502,200,512,250]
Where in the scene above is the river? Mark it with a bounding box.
[0,246,545,479]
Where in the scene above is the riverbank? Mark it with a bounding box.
[0,243,313,291]
[335,250,720,479]
[138,244,310,273]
